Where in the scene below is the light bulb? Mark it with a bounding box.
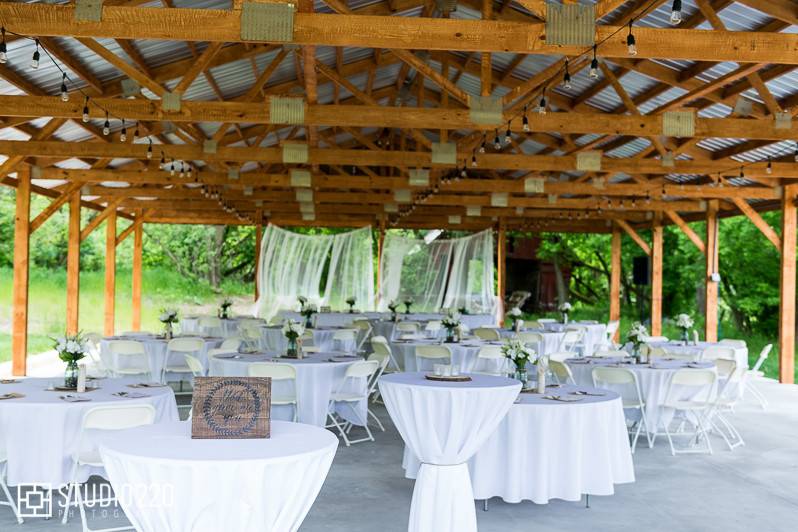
[493,132,501,150]
[766,158,772,174]
[146,143,153,160]
[479,141,486,154]
[170,161,175,176]
[119,120,127,142]
[82,105,90,123]
[522,114,529,132]
[471,154,477,167]
[563,71,572,90]
[460,167,467,178]
[627,33,637,56]
[31,41,40,69]
[504,124,511,144]
[102,114,110,136]
[589,59,599,79]
[60,75,69,102]
[670,0,682,25]
[537,96,547,115]
[133,126,140,142]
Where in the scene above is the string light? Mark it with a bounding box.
[670,0,683,25]
[179,162,186,178]
[537,89,547,115]
[0,28,6,64]
[626,22,637,56]
[504,121,511,144]
[766,157,772,175]
[479,134,486,154]
[82,97,90,123]
[522,106,530,132]
[120,119,127,142]
[60,73,68,102]
[146,139,153,160]
[133,124,140,142]
[170,159,175,176]
[187,164,193,178]
[160,152,166,167]
[562,60,572,90]
[493,129,501,150]
[30,39,40,69]
[739,166,744,179]
[102,112,110,136]
[471,150,478,167]
[460,162,467,178]
[589,45,599,79]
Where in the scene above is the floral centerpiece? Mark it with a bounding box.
[558,301,572,324]
[441,311,462,343]
[387,300,399,321]
[300,303,317,328]
[674,313,694,344]
[626,322,648,363]
[297,295,308,312]
[282,319,305,358]
[218,298,233,319]
[346,296,357,313]
[403,298,414,314]
[159,308,179,339]
[54,332,87,388]
[501,338,537,387]
[458,306,469,315]
[507,307,523,332]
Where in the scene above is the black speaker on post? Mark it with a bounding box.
[633,256,650,286]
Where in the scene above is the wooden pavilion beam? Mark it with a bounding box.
[29,181,83,233]
[778,184,797,384]
[730,197,781,250]
[104,209,117,336]
[131,216,143,331]
[664,209,705,254]
[651,212,663,336]
[705,200,719,342]
[11,165,31,376]
[80,199,124,242]
[5,5,798,63]
[616,218,651,256]
[66,191,81,335]
[609,226,621,341]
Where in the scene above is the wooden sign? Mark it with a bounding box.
[191,377,271,439]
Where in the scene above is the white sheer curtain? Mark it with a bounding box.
[254,225,374,320]
[378,230,497,315]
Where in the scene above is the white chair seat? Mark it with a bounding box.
[115,368,148,375]
[164,364,192,373]
[272,395,297,405]
[622,399,645,409]
[666,400,708,411]
[75,449,104,466]
[330,392,364,402]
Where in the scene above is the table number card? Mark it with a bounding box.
[191,377,271,439]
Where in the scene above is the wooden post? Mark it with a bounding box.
[705,200,719,342]
[11,165,31,376]
[254,209,263,301]
[609,226,621,341]
[376,215,386,308]
[496,220,506,326]
[104,209,117,336]
[778,185,797,384]
[651,212,663,336]
[131,219,143,331]
[66,191,81,335]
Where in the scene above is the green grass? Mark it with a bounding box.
[0,267,253,362]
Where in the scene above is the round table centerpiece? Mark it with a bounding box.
[675,313,694,344]
[282,319,305,358]
[442,310,462,343]
[53,332,88,388]
[158,308,179,339]
[502,338,536,388]
[626,321,648,363]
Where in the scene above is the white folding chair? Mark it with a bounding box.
[526,320,544,330]
[592,366,653,452]
[719,339,747,349]
[643,335,669,343]
[393,321,420,340]
[549,359,576,385]
[474,345,507,376]
[560,329,584,354]
[547,350,572,363]
[744,344,772,409]
[371,335,400,372]
[162,337,205,387]
[248,363,299,422]
[709,359,745,451]
[662,369,717,455]
[62,404,156,531]
[300,329,321,354]
[184,354,205,377]
[473,327,501,341]
[352,319,373,354]
[198,316,224,337]
[107,339,151,381]
[327,360,381,446]
[0,439,22,524]
[593,349,628,358]
[415,345,452,372]
[424,320,442,338]
[240,323,264,351]
[517,331,543,348]
[365,352,390,430]
[83,332,110,377]
[700,345,736,362]
[333,329,358,354]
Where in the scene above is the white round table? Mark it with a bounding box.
[390,339,508,373]
[260,325,357,353]
[279,311,368,328]
[180,316,250,337]
[208,352,364,427]
[100,334,222,380]
[379,372,520,532]
[99,421,337,532]
[499,329,566,356]
[542,322,608,356]
[404,384,634,504]
[0,377,178,487]
[567,357,716,432]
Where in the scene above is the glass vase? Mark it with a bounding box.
[514,367,528,387]
[445,329,456,343]
[562,313,569,325]
[286,337,298,357]
[680,328,689,345]
[64,359,79,389]
[305,315,313,329]
[164,322,173,340]
[404,304,411,314]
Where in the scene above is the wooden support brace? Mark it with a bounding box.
[665,209,705,254]
[731,197,781,249]
[616,219,651,256]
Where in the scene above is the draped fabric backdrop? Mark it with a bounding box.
[378,230,497,315]
[255,225,374,320]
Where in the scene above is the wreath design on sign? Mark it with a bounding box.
[201,379,262,437]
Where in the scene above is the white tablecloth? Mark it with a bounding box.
[260,326,356,353]
[646,341,748,368]
[404,384,634,504]
[99,421,337,532]
[181,316,252,337]
[279,311,369,328]
[500,329,566,356]
[208,352,365,426]
[541,322,607,356]
[567,358,716,432]
[390,339,508,373]
[100,334,222,380]
[379,372,520,532]
[0,377,178,487]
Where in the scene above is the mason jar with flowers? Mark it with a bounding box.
[675,313,694,345]
[387,300,399,322]
[159,309,179,339]
[282,320,305,358]
[626,322,649,363]
[218,298,233,319]
[558,301,572,324]
[297,295,308,312]
[403,298,414,314]
[300,303,318,328]
[346,296,357,314]
[54,333,87,388]
[507,307,523,332]
[441,311,462,343]
[501,338,536,387]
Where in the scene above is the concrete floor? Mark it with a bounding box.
[2,377,797,531]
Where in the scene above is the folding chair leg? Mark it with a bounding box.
[0,477,23,524]
[639,409,655,449]
[368,409,385,432]
[327,412,351,446]
[747,383,768,410]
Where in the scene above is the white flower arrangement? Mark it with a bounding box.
[159,309,179,324]
[626,322,648,349]
[300,303,318,318]
[297,295,308,310]
[219,298,233,318]
[501,338,537,370]
[441,311,462,331]
[346,296,356,306]
[507,307,522,318]
[53,332,87,363]
[387,300,398,312]
[675,313,694,330]
[282,319,305,340]
[558,302,572,313]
